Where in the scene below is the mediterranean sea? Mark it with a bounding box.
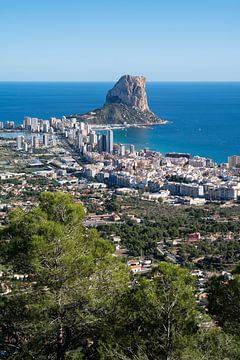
[0,81,240,163]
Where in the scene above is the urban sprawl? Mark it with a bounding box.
[1,116,240,204]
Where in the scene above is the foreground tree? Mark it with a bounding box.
[180,329,240,360]
[1,192,239,359]
[208,271,240,334]
[0,192,129,359]
[98,263,198,360]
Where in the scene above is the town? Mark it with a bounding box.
[2,116,240,204]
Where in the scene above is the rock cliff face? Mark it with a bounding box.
[73,75,163,125]
[105,75,149,112]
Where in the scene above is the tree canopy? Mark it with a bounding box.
[0,192,240,359]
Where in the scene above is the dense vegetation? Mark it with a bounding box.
[0,192,240,359]
[99,196,240,268]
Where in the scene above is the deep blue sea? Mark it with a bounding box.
[0,81,240,163]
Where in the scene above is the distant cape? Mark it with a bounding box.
[71,75,163,125]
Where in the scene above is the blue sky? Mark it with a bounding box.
[0,0,240,81]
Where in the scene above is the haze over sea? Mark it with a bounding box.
[0,81,240,163]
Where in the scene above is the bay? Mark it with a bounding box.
[0,81,240,162]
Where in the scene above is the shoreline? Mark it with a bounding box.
[0,118,169,133]
[91,119,169,131]
[0,121,228,164]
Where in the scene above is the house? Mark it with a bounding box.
[129,265,142,274]
[187,232,201,243]
[198,293,209,306]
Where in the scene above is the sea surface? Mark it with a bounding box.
[0,81,240,163]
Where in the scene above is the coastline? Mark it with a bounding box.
[0,118,169,134]
[91,119,169,131]
[0,119,230,164]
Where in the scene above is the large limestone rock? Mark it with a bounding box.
[72,75,164,125]
[106,75,150,111]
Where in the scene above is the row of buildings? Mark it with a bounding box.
[78,149,240,202]
[49,117,240,203]
[16,134,57,151]
[57,120,136,157]
[4,114,240,202]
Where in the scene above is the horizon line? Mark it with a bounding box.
[1,80,240,83]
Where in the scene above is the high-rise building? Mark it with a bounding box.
[97,134,108,153]
[82,144,87,154]
[0,122,3,130]
[43,121,50,133]
[129,144,135,155]
[50,117,57,127]
[77,133,83,148]
[86,123,91,135]
[228,155,240,168]
[119,144,126,157]
[43,134,49,147]
[79,122,85,131]
[52,137,57,147]
[106,130,113,153]
[97,135,103,153]
[16,136,24,150]
[102,134,107,152]
[30,118,39,132]
[70,118,77,127]
[4,121,15,129]
[24,117,32,130]
[32,135,39,149]
[89,131,97,146]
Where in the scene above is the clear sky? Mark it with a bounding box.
[0,0,240,81]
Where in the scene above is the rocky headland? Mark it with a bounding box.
[72,75,166,126]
